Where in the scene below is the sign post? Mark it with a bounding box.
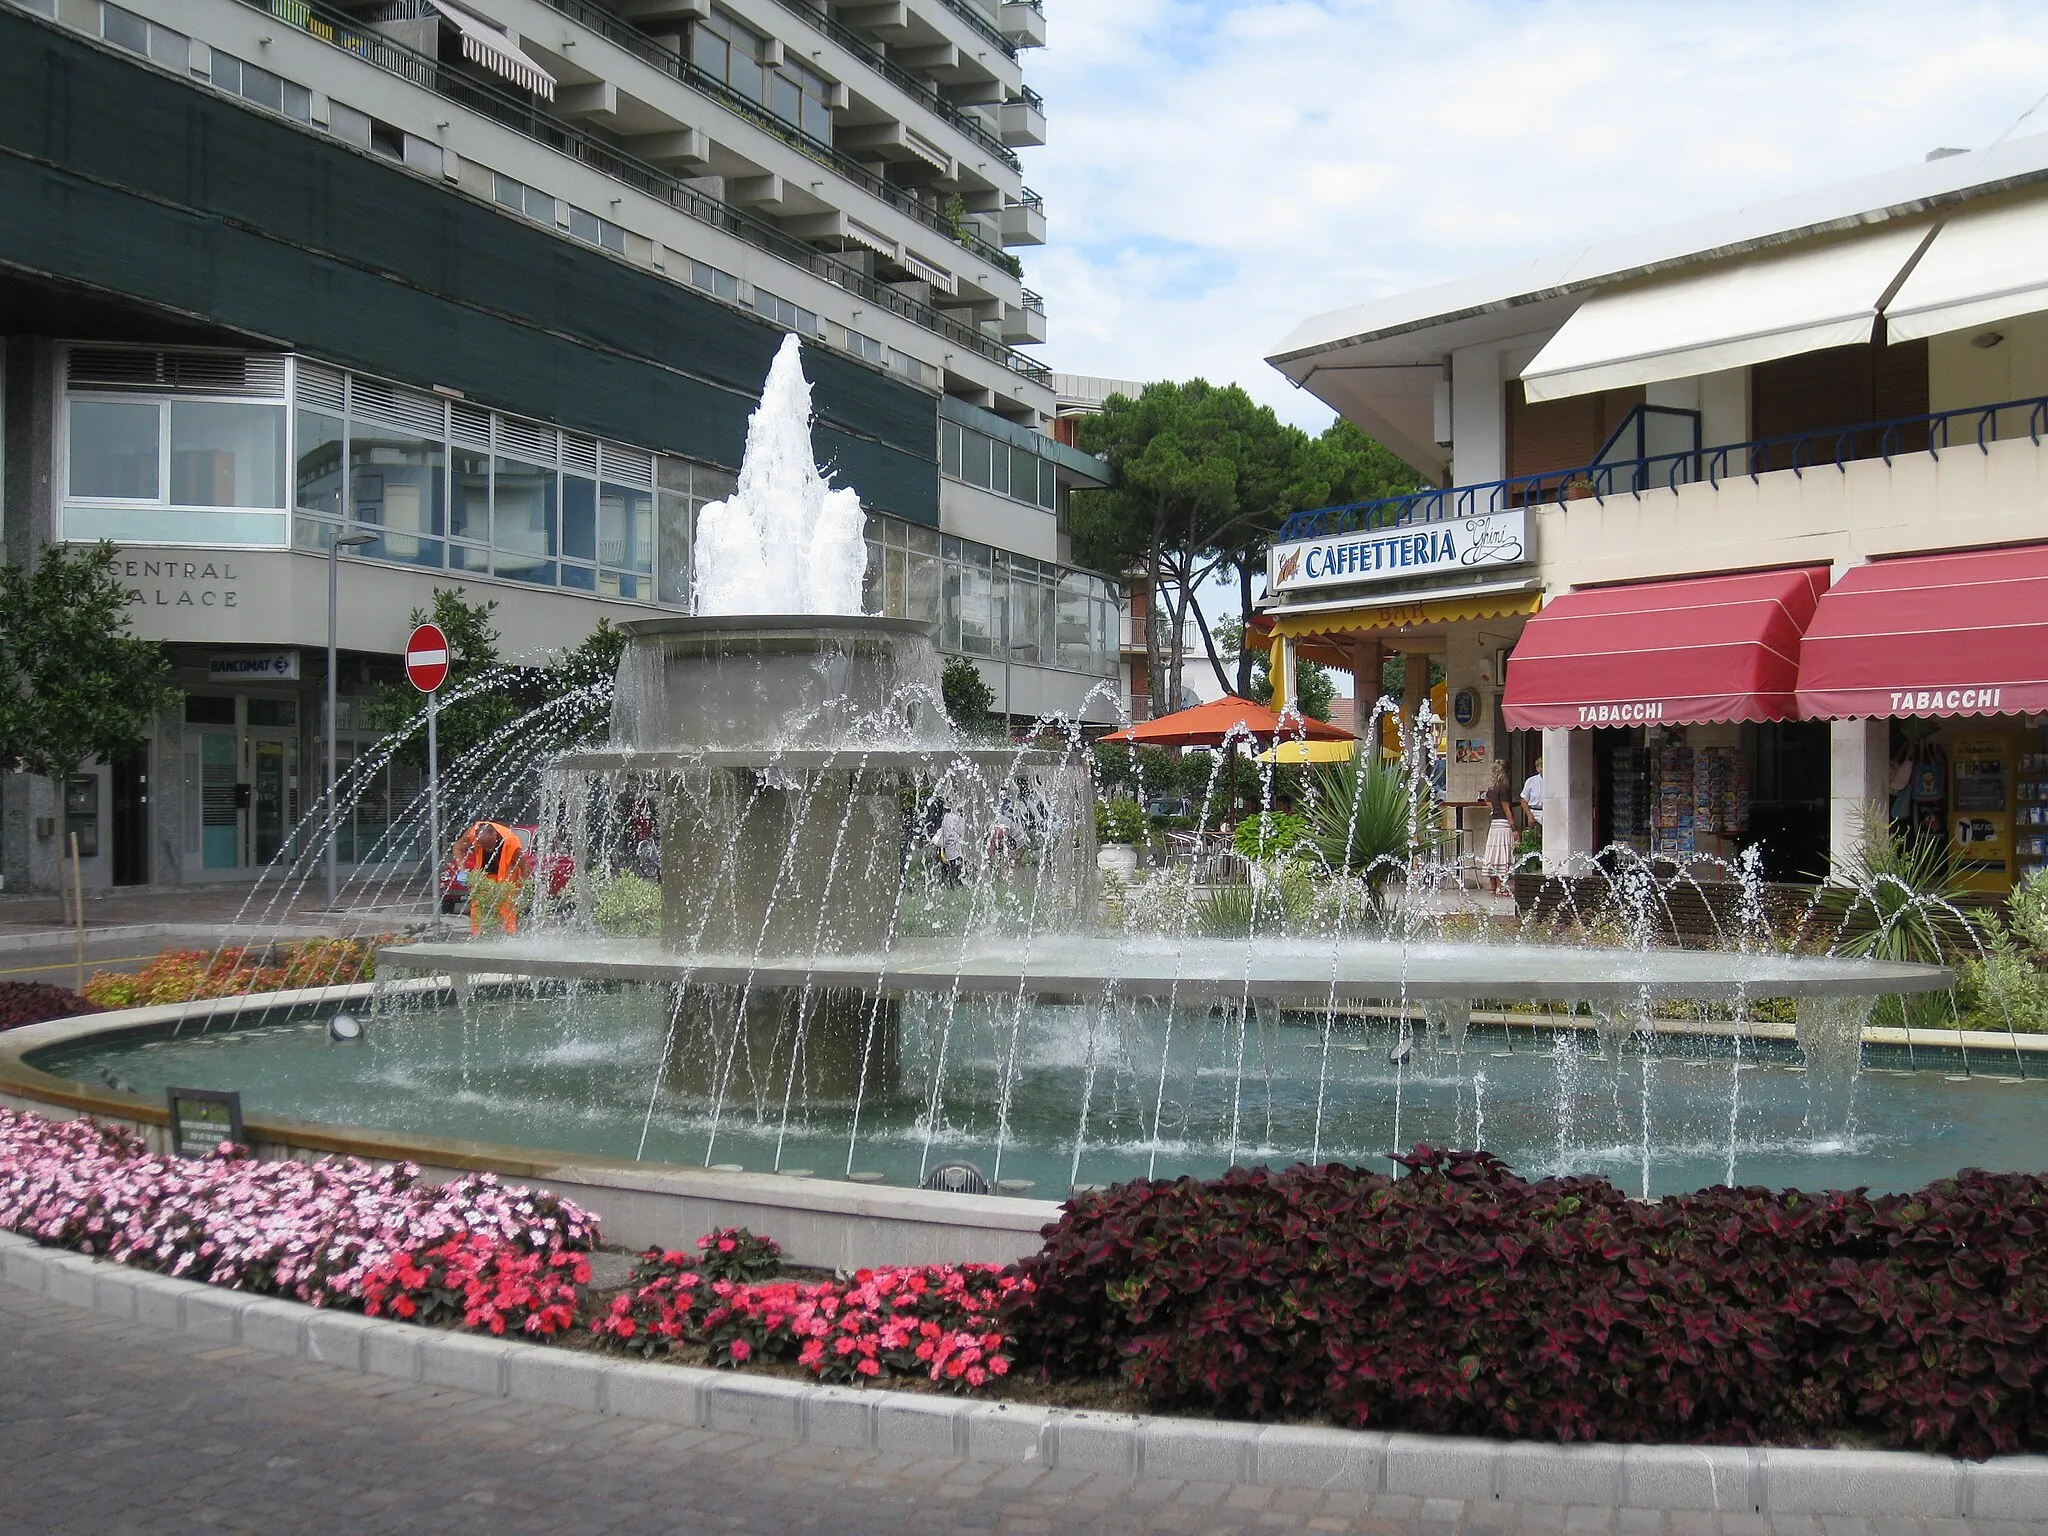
[405,623,451,921]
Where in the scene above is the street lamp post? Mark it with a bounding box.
[326,531,377,910]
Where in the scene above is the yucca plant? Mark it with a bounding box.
[1815,803,1978,1028]
[1308,748,1437,891]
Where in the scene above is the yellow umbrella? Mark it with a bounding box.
[1255,739,1357,766]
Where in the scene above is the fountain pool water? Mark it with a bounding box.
[24,339,1990,1202]
[33,992,2040,1199]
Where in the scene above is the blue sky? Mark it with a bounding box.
[1022,0,2048,429]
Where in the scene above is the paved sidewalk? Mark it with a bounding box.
[0,883,431,953]
[2,1284,2043,1536]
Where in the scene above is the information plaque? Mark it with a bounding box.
[166,1086,244,1158]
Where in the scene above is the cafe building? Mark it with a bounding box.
[1268,137,2048,892]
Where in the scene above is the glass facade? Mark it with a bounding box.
[941,417,1059,511]
[863,515,1119,678]
[59,348,1121,678]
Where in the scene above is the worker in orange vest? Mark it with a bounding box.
[452,820,530,936]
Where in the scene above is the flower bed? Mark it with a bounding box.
[0,1108,597,1306]
[587,1230,1027,1389]
[0,980,101,1031]
[1012,1148,2048,1460]
[81,938,384,1010]
[10,1099,2048,1459]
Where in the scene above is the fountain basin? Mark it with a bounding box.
[606,615,953,753]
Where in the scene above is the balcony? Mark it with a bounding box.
[526,0,1023,276]
[221,0,1050,384]
[1276,393,2048,598]
[1000,188,1045,246]
[998,87,1045,148]
[998,0,1044,47]
[754,0,1022,173]
[1000,289,1045,345]
[1278,395,2048,541]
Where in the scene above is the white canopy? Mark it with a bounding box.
[1519,221,1933,404]
[429,0,556,100]
[1884,196,2048,343]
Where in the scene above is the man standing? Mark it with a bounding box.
[1520,754,1545,828]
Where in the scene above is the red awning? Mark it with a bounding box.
[1796,544,2048,719]
[1502,566,1830,730]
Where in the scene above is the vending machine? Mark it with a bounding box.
[1950,735,2013,894]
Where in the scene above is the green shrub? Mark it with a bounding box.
[2009,868,2048,954]
[1232,812,1311,862]
[1095,797,1146,845]
[1956,919,2048,1034]
[593,871,662,937]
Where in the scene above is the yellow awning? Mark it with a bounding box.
[1268,588,1540,640]
[1256,739,1358,766]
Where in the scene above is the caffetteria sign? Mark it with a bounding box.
[1270,510,1528,594]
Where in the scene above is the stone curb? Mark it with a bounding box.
[5,1230,2046,1518]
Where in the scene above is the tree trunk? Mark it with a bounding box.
[1142,541,1166,719]
[1189,595,1233,696]
[1234,557,1258,697]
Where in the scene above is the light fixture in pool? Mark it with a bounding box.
[328,1013,365,1044]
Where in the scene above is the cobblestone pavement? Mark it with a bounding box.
[4,1286,2047,1536]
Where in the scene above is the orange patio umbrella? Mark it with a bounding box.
[1099,697,1355,750]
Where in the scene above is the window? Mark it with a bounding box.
[961,430,990,489]
[493,173,556,226]
[691,10,834,144]
[691,262,742,302]
[102,3,185,67]
[350,430,444,567]
[450,446,490,545]
[171,402,285,508]
[569,206,626,254]
[209,52,314,121]
[753,290,818,337]
[844,328,885,366]
[69,401,160,500]
[327,101,373,150]
[561,474,597,564]
[941,418,1063,513]
[295,410,344,517]
[64,350,292,545]
[492,456,556,585]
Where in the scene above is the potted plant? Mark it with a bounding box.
[1095,797,1145,880]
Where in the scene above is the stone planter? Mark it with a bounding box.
[1096,844,1139,881]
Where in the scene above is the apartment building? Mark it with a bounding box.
[0,0,1120,895]
[1267,136,2048,892]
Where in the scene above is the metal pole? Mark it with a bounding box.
[426,688,440,923]
[325,539,339,910]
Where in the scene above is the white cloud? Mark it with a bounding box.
[1022,0,2048,429]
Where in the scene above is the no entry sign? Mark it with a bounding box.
[405,622,450,693]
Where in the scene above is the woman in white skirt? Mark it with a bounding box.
[1481,760,1519,895]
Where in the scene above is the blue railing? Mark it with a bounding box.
[1277,393,2048,542]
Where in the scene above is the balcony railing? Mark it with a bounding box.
[760,0,1022,173]
[938,0,1016,60]
[526,0,1022,276]
[223,0,1050,384]
[1277,393,2048,542]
